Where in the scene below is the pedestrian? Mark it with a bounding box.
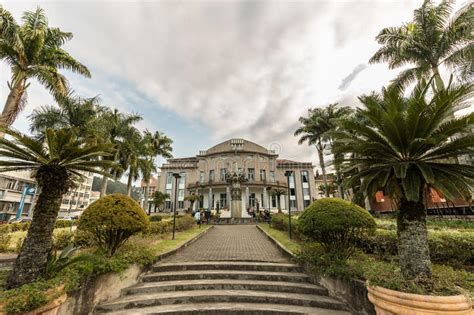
[205,208,211,224]
[194,210,201,227]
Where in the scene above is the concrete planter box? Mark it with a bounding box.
[367,284,473,315]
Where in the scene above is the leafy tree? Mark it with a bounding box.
[184,194,201,212]
[0,7,90,129]
[141,130,172,212]
[0,128,114,288]
[295,104,352,198]
[333,82,474,280]
[369,0,474,91]
[152,191,170,212]
[96,108,142,196]
[269,188,286,213]
[28,94,104,139]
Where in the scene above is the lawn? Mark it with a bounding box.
[258,224,301,254]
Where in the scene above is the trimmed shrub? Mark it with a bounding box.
[175,215,195,231]
[270,214,300,238]
[0,224,11,234]
[298,198,376,259]
[148,216,194,235]
[78,194,149,256]
[9,222,30,232]
[55,220,76,229]
[148,221,172,234]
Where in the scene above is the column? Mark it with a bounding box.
[208,187,213,211]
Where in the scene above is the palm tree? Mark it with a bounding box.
[0,7,90,128]
[184,194,201,212]
[333,82,473,280]
[141,130,172,212]
[120,129,144,196]
[269,188,286,213]
[152,191,169,212]
[97,108,142,197]
[295,109,330,196]
[369,0,474,91]
[28,94,103,139]
[0,128,114,288]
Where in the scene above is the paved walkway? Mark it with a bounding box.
[167,225,289,263]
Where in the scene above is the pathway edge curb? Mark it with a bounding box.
[256,224,296,259]
[154,225,215,263]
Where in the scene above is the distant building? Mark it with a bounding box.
[314,173,338,198]
[0,170,37,222]
[88,191,101,205]
[58,172,94,218]
[141,174,160,212]
[157,138,316,213]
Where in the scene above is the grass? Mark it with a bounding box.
[375,218,474,232]
[150,225,211,254]
[258,224,301,254]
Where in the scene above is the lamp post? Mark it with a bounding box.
[284,171,293,239]
[172,173,181,240]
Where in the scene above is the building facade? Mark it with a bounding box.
[0,170,37,222]
[58,172,94,218]
[158,139,316,214]
[141,174,160,212]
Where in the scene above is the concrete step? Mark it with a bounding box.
[141,270,310,283]
[216,218,256,225]
[124,279,328,296]
[95,302,351,314]
[153,261,302,273]
[95,290,349,313]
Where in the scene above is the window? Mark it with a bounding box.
[303,200,311,208]
[178,201,184,208]
[290,200,297,208]
[248,168,255,181]
[270,171,276,182]
[199,171,205,183]
[219,193,227,208]
[209,170,214,183]
[248,193,256,207]
[199,195,204,208]
[271,195,277,207]
[166,173,173,185]
[301,171,309,183]
[303,188,310,196]
[220,168,227,181]
[260,169,266,182]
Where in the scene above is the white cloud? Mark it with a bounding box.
[2,0,447,174]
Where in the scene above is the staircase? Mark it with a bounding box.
[216,217,256,225]
[95,261,350,314]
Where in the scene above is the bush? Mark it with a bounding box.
[53,230,74,250]
[148,216,194,235]
[9,222,30,232]
[149,215,163,222]
[0,224,11,234]
[73,230,94,248]
[175,215,195,231]
[54,220,76,229]
[270,214,300,238]
[0,232,11,253]
[15,236,25,254]
[357,229,474,267]
[298,198,376,259]
[77,194,149,256]
[148,221,171,234]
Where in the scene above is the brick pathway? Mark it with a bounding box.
[167,225,289,263]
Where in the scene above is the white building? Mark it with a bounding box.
[58,172,94,218]
[0,170,37,222]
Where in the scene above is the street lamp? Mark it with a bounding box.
[172,173,181,240]
[284,171,293,239]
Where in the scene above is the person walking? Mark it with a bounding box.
[194,210,201,227]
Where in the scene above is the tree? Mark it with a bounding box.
[369,0,474,91]
[0,7,90,129]
[141,130,172,212]
[28,94,103,139]
[152,191,169,212]
[97,108,142,197]
[269,188,286,213]
[184,194,201,212]
[0,128,114,288]
[296,104,352,199]
[332,82,473,280]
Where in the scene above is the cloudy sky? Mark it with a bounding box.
[1,0,466,177]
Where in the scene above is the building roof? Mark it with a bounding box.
[276,159,313,168]
[200,138,276,156]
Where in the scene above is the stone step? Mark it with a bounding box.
[153,261,302,273]
[124,279,328,296]
[95,290,349,313]
[141,270,310,283]
[95,302,351,314]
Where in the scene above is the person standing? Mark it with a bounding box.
[194,210,201,227]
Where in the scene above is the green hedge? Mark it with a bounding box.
[149,215,163,222]
[270,214,299,236]
[148,215,194,235]
[55,220,77,229]
[357,229,474,267]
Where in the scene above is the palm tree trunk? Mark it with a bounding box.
[143,182,150,214]
[277,195,282,213]
[397,197,432,279]
[100,175,108,197]
[126,171,133,196]
[316,144,329,197]
[0,79,26,135]
[432,66,445,92]
[6,182,63,288]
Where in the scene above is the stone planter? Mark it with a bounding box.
[367,284,473,315]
